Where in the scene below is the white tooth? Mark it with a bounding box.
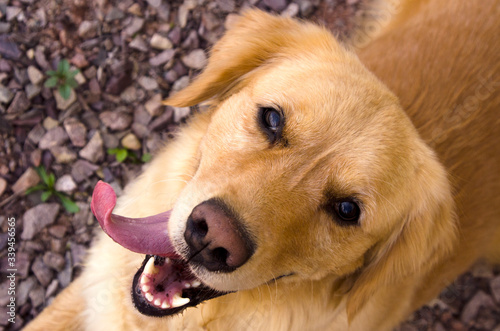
[171,294,190,308]
[191,280,201,288]
[165,257,171,264]
[161,300,170,309]
[142,285,150,292]
[154,299,161,306]
[145,292,154,302]
[184,283,191,288]
[140,276,148,284]
[144,257,159,275]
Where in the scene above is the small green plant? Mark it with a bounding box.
[107,147,152,164]
[44,59,79,100]
[25,166,80,213]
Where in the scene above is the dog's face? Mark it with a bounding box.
[95,10,456,321]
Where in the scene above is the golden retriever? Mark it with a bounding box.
[26,1,500,330]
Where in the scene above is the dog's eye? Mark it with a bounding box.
[258,107,284,144]
[336,201,360,223]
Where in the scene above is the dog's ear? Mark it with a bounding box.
[345,143,458,322]
[164,10,335,107]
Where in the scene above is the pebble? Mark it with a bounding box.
[42,116,59,130]
[216,0,235,13]
[16,253,31,278]
[21,203,60,240]
[79,131,104,163]
[25,83,41,99]
[149,49,175,67]
[27,65,44,85]
[48,225,68,239]
[147,0,162,8]
[71,160,99,183]
[54,89,77,110]
[45,279,59,298]
[6,6,22,21]
[145,93,163,116]
[134,106,152,126]
[0,86,14,103]
[138,76,159,90]
[150,33,173,50]
[30,285,47,308]
[460,290,494,323]
[263,0,288,11]
[72,202,93,229]
[0,35,21,59]
[50,146,77,164]
[17,277,37,306]
[57,252,73,288]
[124,17,144,36]
[129,35,148,52]
[0,177,6,196]
[12,167,40,194]
[43,251,66,272]
[282,3,299,17]
[70,53,89,68]
[120,86,137,103]
[70,242,87,266]
[39,126,69,149]
[99,110,133,131]
[78,20,101,39]
[127,3,143,16]
[173,107,191,122]
[121,133,141,150]
[7,91,30,114]
[63,117,87,147]
[105,7,125,21]
[0,22,11,33]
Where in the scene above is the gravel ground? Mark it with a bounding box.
[0,0,498,330]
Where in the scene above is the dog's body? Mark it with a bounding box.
[26,1,500,330]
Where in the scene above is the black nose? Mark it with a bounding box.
[184,199,255,272]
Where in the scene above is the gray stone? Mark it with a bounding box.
[0,22,11,33]
[17,277,37,306]
[263,0,287,11]
[27,124,46,145]
[72,202,93,229]
[282,3,299,17]
[6,91,30,114]
[16,252,31,278]
[216,0,235,13]
[79,131,104,163]
[21,203,60,240]
[50,146,77,164]
[27,65,44,85]
[71,160,98,183]
[460,290,494,323]
[70,242,87,267]
[12,167,40,194]
[147,0,162,8]
[124,17,144,36]
[120,86,137,103]
[150,33,172,50]
[54,174,77,193]
[129,35,148,52]
[105,7,125,21]
[78,20,100,39]
[39,126,69,149]
[0,86,13,104]
[32,257,54,287]
[29,284,46,308]
[25,83,41,99]
[149,49,175,66]
[43,251,66,272]
[43,117,59,130]
[63,117,87,147]
[174,107,191,123]
[45,279,59,298]
[171,75,190,92]
[138,76,158,90]
[99,111,132,131]
[58,252,73,287]
[6,6,22,21]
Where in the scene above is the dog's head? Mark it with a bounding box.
[93,10,457,322]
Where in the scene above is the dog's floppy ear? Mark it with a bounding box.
[345,143,458,321]
[164,10,335,107]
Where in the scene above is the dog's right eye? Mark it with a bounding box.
[258,107,284,144]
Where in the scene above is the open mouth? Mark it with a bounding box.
[91,181,228,317]
[132,255,228,317]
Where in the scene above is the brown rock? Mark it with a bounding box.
[99,111,132,131]
[39,127,69,149]
[79,131,104,163]
[32,257,53,287]
[7,91,30,114]
[12,167,40,194]
[50,146,77,164]
[21,203,60,240]
[63,118,87,147]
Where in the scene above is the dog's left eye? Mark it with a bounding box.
[258,107,284,144]
[336,201,360,223]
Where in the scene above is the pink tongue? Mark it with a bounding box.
[91,181,178,257]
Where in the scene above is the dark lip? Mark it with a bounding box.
[131,255,230,317]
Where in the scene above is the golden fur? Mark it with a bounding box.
[26,1,500,330]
